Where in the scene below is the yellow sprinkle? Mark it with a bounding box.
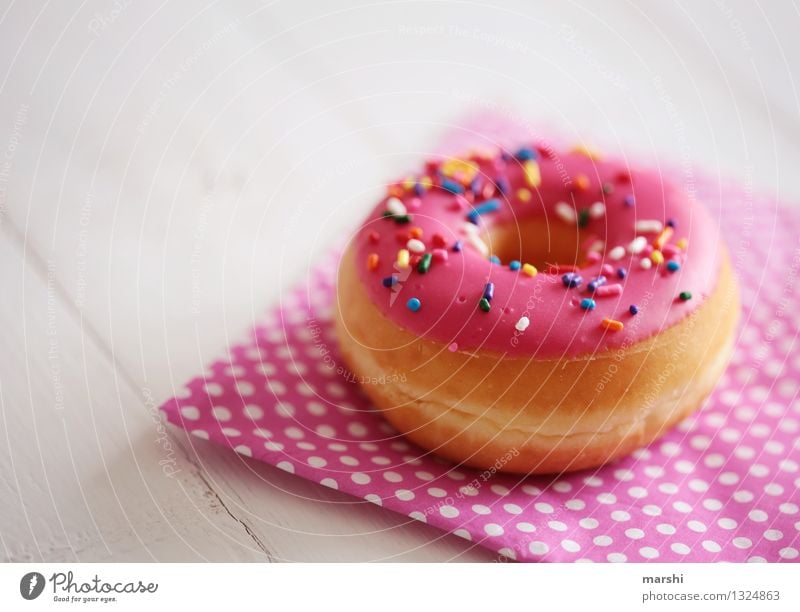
[522,263,538,277]
[367,253,379,271]
[650,250,664,265]
[420,176,433,188]
[441,158,479,183]
[402,176,415,191]
[571,144,603,160]
[517,188,531,202]
[524,160,541,188]
[677,237,688,250]
[396,249,410,269]
[653,226,674,250]
[601,318,624,332]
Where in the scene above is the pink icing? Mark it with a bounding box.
[351,145,722,358]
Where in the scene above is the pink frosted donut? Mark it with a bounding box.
[334,143,739,474]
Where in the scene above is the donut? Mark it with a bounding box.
[334,143,739,474]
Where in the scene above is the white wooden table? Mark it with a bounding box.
[1,0,798,562]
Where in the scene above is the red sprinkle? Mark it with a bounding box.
[368,231,380,244]
[366,253,379,271]
[432,233,447,248]
[432,248,449,262]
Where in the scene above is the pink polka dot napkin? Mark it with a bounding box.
[161,115,800,562]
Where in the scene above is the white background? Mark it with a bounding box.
[0,0,798,562]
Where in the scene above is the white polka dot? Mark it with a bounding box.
[626,528,645,540]
[764,529,783,541]
[371,456,391,465]
[490,484,510,496]
[718,518,738,530]
[671,543,691,555]
[597,493,616,504]
[414,470,434,481]
[659,483,678,494]
[308,456,327,468]
[583,476,603,487]
[639,546,659,559]
[528,541,549,555]
[779,502,799,514]
[779,547,799,559]
[561,539,580,552]
[498,547,516,561]
[516,522,536,533]
[704,453,725,468]
[242,404,264,419]
[674,460,695,474]
[395,489,414,501]
[565,499,586,511]
[628,487,648,499]
[734,490,754,503]
[277,461,294,474]
[614,469,634,481]
[749,509,768,522]
[203,383,223,397]
[484,523,504,536]
[263,440,284,452]
[548,521,568,532]
[180,406,200,420]
[702,540,721,553]
[764,483,784,496]
[453,529,471,541]
[703,498,723,511]
[221,427,241,438]
[427,487,447,498]
[351,472,371,485]
[440,505,459,518]
[212,406,232,421]
[688,478,709,493]
[320,478,338,489]
[552,481,572,493]
[234,444,252,457]
[642,505,662,516]
[408,511,426,523]
[339,455,359,466]
[644,465,665,478]
[611,510,631,522]
[503,503,523,515]
[383,471,402,483]
[522,484,542,496]
[657,523,676,535]
[535,502,554,514]
[190,429,210,439]
[315,424,336,438]
[660,441,681,457]
[253,427,273,439]
[580,518,599,529]
[365,494,382,506]
[306,401,327,416]
[284,426,304,439]
[749,463,769,478]
[733,537,752,549]
[593,535,612,547]
[607,552,627,563]
[347,422,368,438]
[472,504,491,515]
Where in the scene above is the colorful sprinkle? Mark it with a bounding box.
[393,214,412,224]
[367,253,379,271]
[386,197,406,216]
[509,260,521,271]
[601,263,615,276]
[368,231,380,244]
[452,240,463,252]
[623,195,635,207]
[522,263,538,277]
[677,238,688,250]
[653,226,674,250]
[628,236,647,254]
[489,255,501,265]
[580,298,596,310]
[432,248,449,262]
[562,272,583,288]
[588,276,607,292]
[635,219,664,233]
[406,297,421,312]
[517,188,532,202]
[467,199,501,223]
[479,297,491,312]
[574,174,590,191]
[396,249,410,269]
[679,291,692,301]
[595,283,622,297]
[666,260,680,272]
[601,318,624,331]
[407,238,425,253]
[495,176,510,195]
[555,201,577,224]
[417,253,432,274]
[578,208,591,228]
[448,342,458,352]
[523,160,541,188]
[483,282,495,301]
[608,245,626,260]
[382,276,398,288]
[571,144,602,160]
[409,226,423,239]
[440,178,464,194]
[650,250,664,265]
[589,201,606,219]
[629,304,639,315]
[601,182,614,195]
[515,316,530,332]
[515,147,537,161]
[616,267,627,279]
[432,233,446,248]
[666,218,677,228]
[640,257,652,270]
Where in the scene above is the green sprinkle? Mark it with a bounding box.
[679,291,692,301]
[602,182,614,194]
[394,214,412,224]
[479,297,491,312]
[417,253,432,274]
[578,208,590,228]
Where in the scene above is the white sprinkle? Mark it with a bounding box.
[386,197,406,216]
[588,240,605,252]
[406,238,425,253]
[635,219,664,233]
[555,201,576,224]
[589,201,606,219]
[468,234,489,257]
[608,246,626,260]
[628,236,648,254]
[640,257,653,269]
[461,222,478,235]
[515,316,530,332]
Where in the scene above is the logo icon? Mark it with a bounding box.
[20,572,45,600]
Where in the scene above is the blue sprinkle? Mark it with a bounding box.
[667,260,681,272]
[624,195,635,207]
[406,297,421,312]
[452,240,463,252]
[580,298,596,310]
[562,272,583,288]
[489,255,501,265]
[382,276,398,288]
[496,176,510,195]
[467,199,501,224]
[616,267,627,279]
[440,178,464,194]
[483,282,495,301]
[515,147,537,161]
[509,260,521,271]
[666,218,677,228]
[629,304,639,316]
[413,182,425,196]
[470,177,482,195]
[587,275,608,292]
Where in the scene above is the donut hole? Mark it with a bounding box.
[481,216,588,270]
